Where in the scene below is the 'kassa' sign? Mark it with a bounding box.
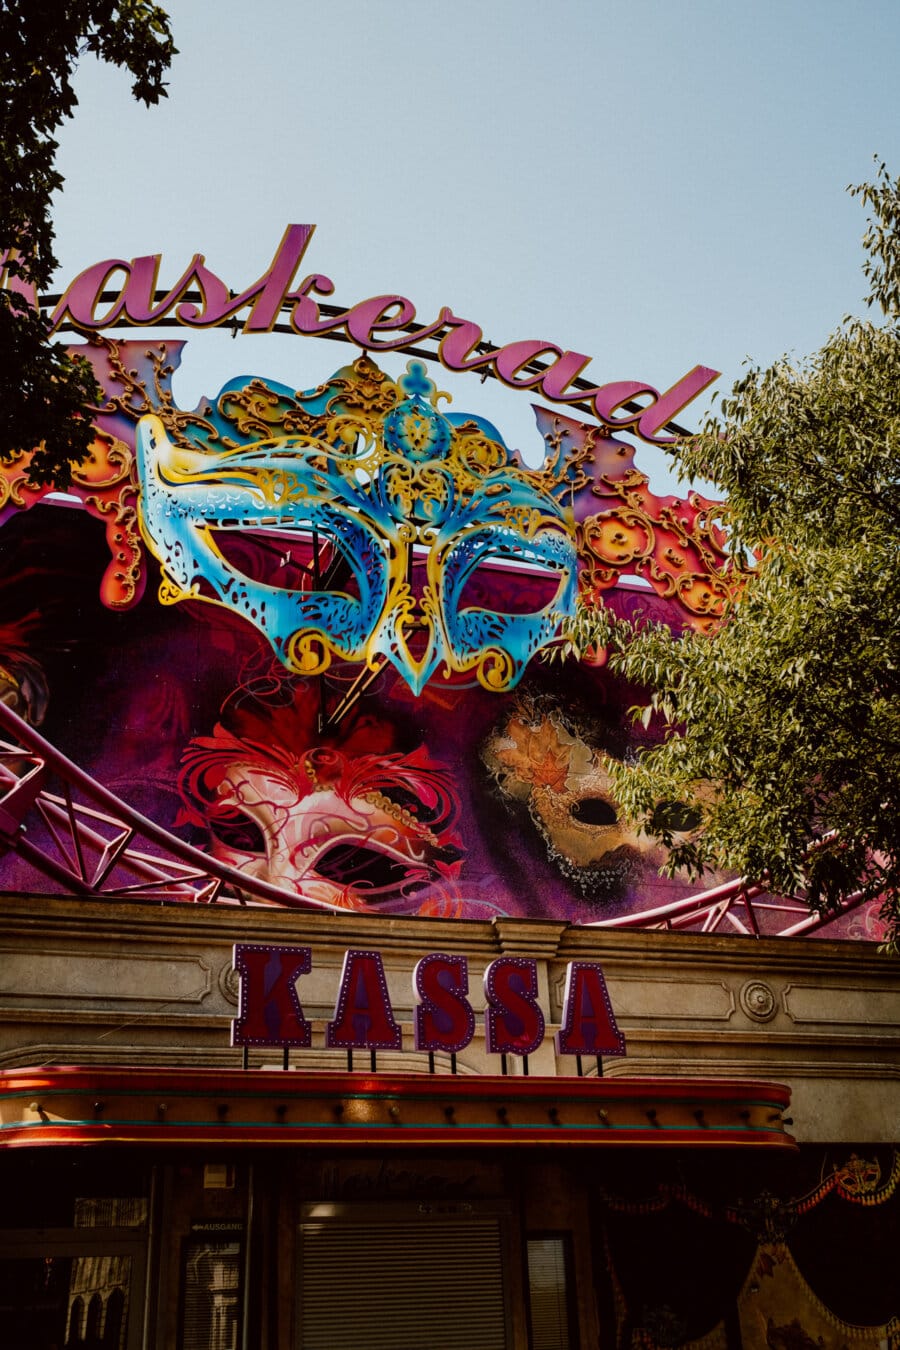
[231,945,625,1060]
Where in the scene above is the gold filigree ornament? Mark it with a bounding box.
[0,448,43,512]
[325,356,401,419]
[835,1153,882,1197]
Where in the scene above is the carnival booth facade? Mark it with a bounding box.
[0,229,897,1348]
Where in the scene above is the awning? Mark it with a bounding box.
[0,1066,796,1149]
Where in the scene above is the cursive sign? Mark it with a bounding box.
[2,226,718,445]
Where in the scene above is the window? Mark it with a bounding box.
[526,1235,574,1350]
[180,1229,243,1350]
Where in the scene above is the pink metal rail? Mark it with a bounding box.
[589,873,869,937]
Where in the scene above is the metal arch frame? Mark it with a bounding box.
[0,700,873,937]
[45,290,695,439]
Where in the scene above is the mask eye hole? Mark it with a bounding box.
[208,812,267,855]
[208,526,362,598]
[456,560,566,616]
[313,842,416,893]
[570,797,618,827]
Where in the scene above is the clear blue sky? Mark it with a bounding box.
[50,0,900,491]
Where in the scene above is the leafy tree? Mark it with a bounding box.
[0,1,175,485]
[598,165,900,945]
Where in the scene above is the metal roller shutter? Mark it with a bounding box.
[298,1213,507,1350]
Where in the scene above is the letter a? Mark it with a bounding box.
[555,962,625,1057]
[326,950,402,1050]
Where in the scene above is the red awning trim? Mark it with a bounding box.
[0,1067,796,1150]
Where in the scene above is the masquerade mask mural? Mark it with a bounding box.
[0,324,879,935]
[481,688,666,898]
[174,675,466,915]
